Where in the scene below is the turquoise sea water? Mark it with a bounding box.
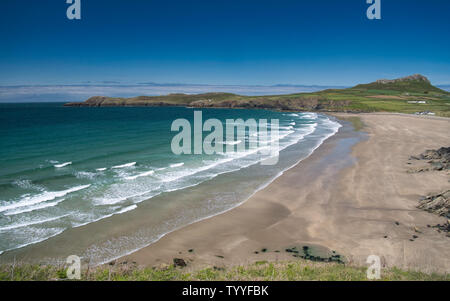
[0,103,341,263]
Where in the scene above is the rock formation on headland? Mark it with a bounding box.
[376,74,430,84]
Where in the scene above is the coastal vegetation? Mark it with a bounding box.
[65,74,450,117]
[1,260,448,281]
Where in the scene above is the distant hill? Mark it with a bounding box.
[70,93,237,107]
[351,74,448,94]
[65,75,450,117]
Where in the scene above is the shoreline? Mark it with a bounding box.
[116,115,361,268]
[0,110,339,265]
[87,114,344,267]
[1,112,448,274]
[119,113,450,273]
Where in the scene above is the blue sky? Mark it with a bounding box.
[0,0,449,86]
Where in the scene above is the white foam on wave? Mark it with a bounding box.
[4,200,63,216]
[0,184,91,214]
[116,204,137,214]
[54,162,72,168]
[96,168,107,171]
[158,156,234,183]
[125,170,155,180]
[91,117,320,210]
[300,112,318,119]
[277,126,294,130]
[93,184,162,206]
[71,204,139,229]
[83,115,320,214]
[156,123,317,185]
[217,140,242,145]
[0,214,70,231]
[169,163,184,168]
[289,122,296,126]
[75,171,97,180]
[157,133,288,185]
[13,179,45,191]
[0,227,66,256]
[112,162,136,169]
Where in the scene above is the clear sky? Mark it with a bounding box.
[0,0,449,86]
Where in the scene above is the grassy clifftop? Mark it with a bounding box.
[65,74,450,117]
[1,260,448,281]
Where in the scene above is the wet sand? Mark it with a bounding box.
[122,113,450,273]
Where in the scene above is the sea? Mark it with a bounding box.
[0,103,341,264]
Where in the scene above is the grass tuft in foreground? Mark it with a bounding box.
[1,260,448,281]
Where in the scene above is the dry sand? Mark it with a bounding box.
[122,113,450,273]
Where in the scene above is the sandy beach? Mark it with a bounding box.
[121,113,450,274]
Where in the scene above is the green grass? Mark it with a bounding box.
[1,260,448,281]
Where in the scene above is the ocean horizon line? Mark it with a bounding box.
[0,83,348,103]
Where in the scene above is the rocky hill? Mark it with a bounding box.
[352,74,447,94]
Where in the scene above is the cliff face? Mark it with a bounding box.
[64,96,191,107]
[65,94,353,112]
[64,93,233,107]
[65,96,117,107]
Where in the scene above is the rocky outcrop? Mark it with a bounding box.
[418,190,450,218]
[408,147,450,172]
[376,74,430,84]
[418,147,450,162]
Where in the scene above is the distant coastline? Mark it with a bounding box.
[0,84,342,103]
[63,74,450,117]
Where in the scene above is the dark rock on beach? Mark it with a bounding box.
[418,190,450,218]
[419,147,450,162]
[285,245,344,264]
[431,222,450,236]
[173,258,187,267]
[408,147,450,172]
[417,190,450,236]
